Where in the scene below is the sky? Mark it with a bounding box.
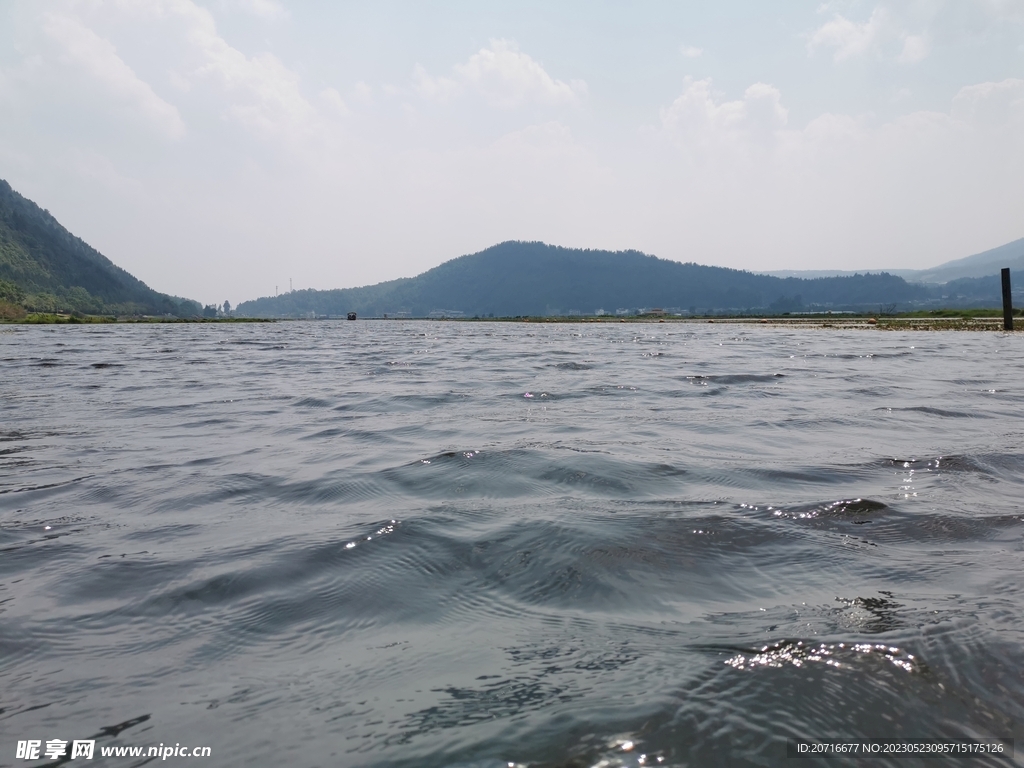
[1,1,1022,306]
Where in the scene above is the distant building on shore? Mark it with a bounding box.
[428,309,465,319]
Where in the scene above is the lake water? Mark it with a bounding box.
[2,321,1022,767]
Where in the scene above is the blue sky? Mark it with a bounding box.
[1,0,1022,305]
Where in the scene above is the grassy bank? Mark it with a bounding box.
[2,312,275,324]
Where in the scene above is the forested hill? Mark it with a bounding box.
[0,179,200,316]
[237,241,932,318]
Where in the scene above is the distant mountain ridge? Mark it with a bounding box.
[3,173,1018,319]
[0,179,199,316]
[236,241,962,318]
[909,238,1024,284]
[764,238,1024,284]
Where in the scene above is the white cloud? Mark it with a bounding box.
[809,8,890,61]
[457,40,587,108]
[3,0,338,157]
[116,0,329,146]
[415,39,587,109]
[205,50,319,139]
[659,78,788,157]
[42,12,185,140]
[897,34,929,64]
[650,75,1024,270]
[809,7,929,64]
[352,81,373,102]
[228,0,289,21]
[951,78,1024,124]
[412,63,459,104]
[180,8,316,137]
[659,75,1022,161]
[318,87,348,117]
[680,45,703,58]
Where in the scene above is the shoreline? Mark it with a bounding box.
[0,314,275,324]
[2,314,1018,331]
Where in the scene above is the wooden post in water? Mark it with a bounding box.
[1002,268,1013,331]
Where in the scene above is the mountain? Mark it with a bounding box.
[237,241,937,318]
[763,238,1024,285]
[0,179,200,316]
[909,238,1024,284]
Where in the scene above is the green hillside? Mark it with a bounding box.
[237,241,936,318]
[0,179,200,317]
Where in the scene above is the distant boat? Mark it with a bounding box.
[347,312,357,320]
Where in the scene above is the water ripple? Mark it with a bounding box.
[1,322,1022,767]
